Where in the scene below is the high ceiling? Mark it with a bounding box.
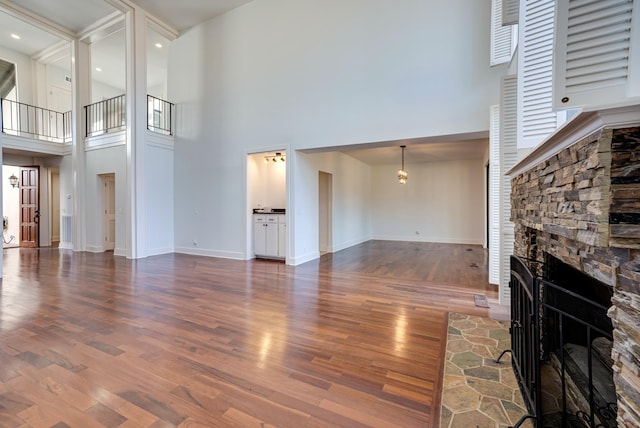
[5,0,255,35]
[129,0,255,33]
[0,0,489,165]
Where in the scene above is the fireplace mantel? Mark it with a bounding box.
[508,104,640,178]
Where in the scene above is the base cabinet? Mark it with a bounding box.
[254,214,286,259]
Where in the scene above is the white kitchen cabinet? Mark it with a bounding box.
[254,214,285,259]
[277,215,286,258]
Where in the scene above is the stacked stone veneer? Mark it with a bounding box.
[511,126,640,427]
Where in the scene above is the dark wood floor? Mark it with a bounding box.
[0,241,499,427]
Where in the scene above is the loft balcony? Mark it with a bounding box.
[0,98,71,156]
[84,94,174,137]
[1,98,71,143]
[0,94,175,150]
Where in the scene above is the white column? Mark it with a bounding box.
[124,6,148,259]
[71,39,90,252]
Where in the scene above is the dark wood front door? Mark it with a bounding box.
[20,166,39,248]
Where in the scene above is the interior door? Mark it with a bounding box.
[102,174,116,251]
[20,166,39,247]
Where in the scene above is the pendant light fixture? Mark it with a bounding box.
[398,145,408,184]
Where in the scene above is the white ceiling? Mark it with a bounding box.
[0,10,63,56]
[301,132,489,166]
[8,0,255,34]
[342,139,488,166]
[129,0,255,33]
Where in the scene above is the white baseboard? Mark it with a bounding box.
[174,246,244,260]
[290,250,320,266]
[370,235,484,245]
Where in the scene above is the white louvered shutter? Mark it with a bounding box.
[491,0,516,65]
[489,105,501,285]
[554,0,636,109]
[503,0,520,25]
[499,75,518,306]
[517,0,558,149]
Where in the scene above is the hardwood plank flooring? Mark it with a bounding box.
[0,241,500,427]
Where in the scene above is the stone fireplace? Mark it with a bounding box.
[509,106,640,427]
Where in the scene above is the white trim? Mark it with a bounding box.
[146,131,174,150]
[507,104,640,177]
[370,236,484,245]
[331,236,371,252]
[290,250,320,266]
[146,246,174,256]
[174,247,245,260]
[106,0,179,39]
[85,131,127,151]
[114,247,126,257]
[86,244,105,253]
[1,134,71,156]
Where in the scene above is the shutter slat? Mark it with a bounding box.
[567,42,630,61]
[567,71,628,88]
[566,60,630,78]
[568,0,632,21]
[568,9,632,35]
[567,33,630,53]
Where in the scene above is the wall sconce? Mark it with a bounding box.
[398,145,408,184]
[264,152,286,163]
[8,174,18,188]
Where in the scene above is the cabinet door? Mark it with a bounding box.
[254,222,267,256]
[278,223,286,258]
[265,223,279,256]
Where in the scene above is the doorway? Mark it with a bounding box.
[100,174,116,251]
[19,166,40,248]
[318,171,332,255]
[246,150,287,261]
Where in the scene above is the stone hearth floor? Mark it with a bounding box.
[440,313,534,428]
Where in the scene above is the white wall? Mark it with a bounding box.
[292,151,371,264]
[0,46,34,104]
[2,165,20,247]
[168,0,501,263]
[85,145,127,254]
[91,81,124,102]
[145,135,174,256]
[371,159,485,245]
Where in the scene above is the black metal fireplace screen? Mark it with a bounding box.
[499,256,616,428]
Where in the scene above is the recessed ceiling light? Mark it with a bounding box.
[95,67,102,72]
[155,43,162,48]
[11,34,20,40]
